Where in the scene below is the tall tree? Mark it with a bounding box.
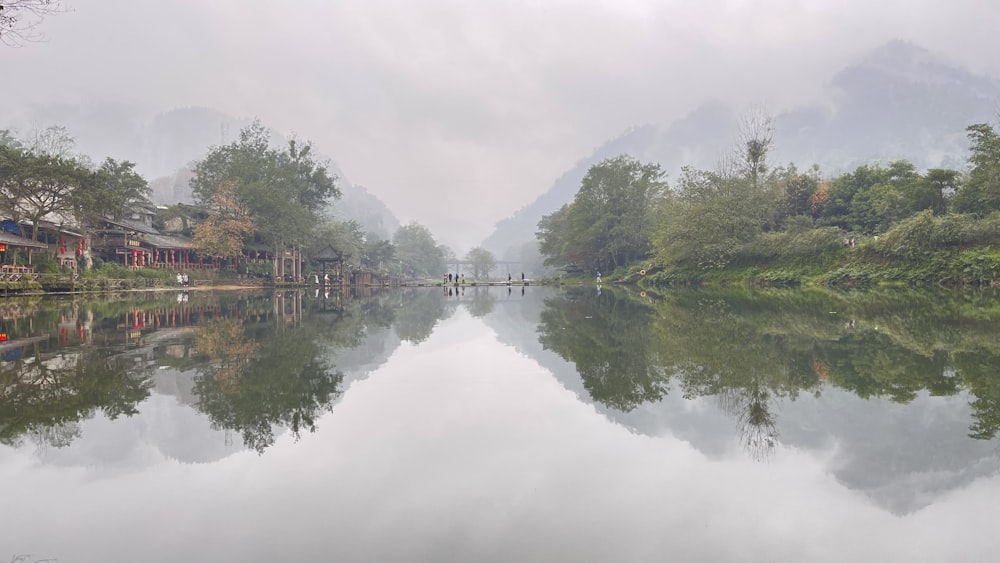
[193,181,257,259]
[0,145,88,239]
[953,123,1000,215]
[73,157,151,222]
[361,237,395,270]
[190,120,340,273]
[537,155,666,272]
[655,166,772,270]
[736,105,775,189]
[392,222,444,277]
[308,220,364,267]
[465,246,496,279]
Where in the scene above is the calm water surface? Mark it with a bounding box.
[2,286,999,562]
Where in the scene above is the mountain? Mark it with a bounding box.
[482,40,1000,261]
[773,39,999,172]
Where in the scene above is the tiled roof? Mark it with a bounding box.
[0,232,48,249]
[141,232,195,249]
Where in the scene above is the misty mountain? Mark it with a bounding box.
[482,40,1000,258]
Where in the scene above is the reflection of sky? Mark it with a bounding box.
[483,287,1000,515]
[10,369,243,471]
[3,309,1000,562]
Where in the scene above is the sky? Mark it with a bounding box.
[2,0,1000,247]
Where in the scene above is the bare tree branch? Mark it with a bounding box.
[0,0,67,46]
[737,103,775,189]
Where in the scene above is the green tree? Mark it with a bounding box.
[190,120,340,272]
[0,145,90,240]
[770,164,819,227]
[74,157,151,222]
[465,246,496,279]
[913,168,959,215]
[537,155,666,272]
[655,166,772,270]
[392,222,444,277]
[361,237,395,271]
[820,161,923,234]
[953,123,1000,215]
[309,220,364,267]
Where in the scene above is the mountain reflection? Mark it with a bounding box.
[537,286,1000,459]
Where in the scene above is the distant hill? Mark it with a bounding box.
[482,39,1000,259]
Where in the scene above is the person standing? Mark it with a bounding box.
[596,271,602,283]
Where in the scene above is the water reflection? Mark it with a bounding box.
[536,286,1000,460]
[3,286,1000,559]
[0,289,441,454]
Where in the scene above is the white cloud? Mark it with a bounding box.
[1,0,997,246]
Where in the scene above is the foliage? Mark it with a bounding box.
[361,237,395,271]
[538,288,670,412]
[538,155,666,272]
[732,225,847,269]
[0,144,90,240]
[655,166,773,270]
[0,345,152,447]
[192,313,344,454]
[392,222,444,277]
[304,219,365,274]
[190,120,340,249]
[193,181,257,258]
[538,285,1000,457]
[74,158,152,222]
[392,288,447,342]
[465,246,496,279]
[953,123,1000,215]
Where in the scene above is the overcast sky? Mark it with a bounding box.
[2,0,999,246]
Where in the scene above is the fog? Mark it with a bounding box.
[2,0,998,245]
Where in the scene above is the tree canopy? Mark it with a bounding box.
[190,120,340,249]
[392,222,444,277]
[538,155,666,272]
[0,144,90,239]
[465,246,496,279]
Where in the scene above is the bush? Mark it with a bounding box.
[733,227,846,268]
[868,211,1000,262]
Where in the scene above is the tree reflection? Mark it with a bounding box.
[538,288,670,412]
[392,288,449,343]
[465,286,496,318]
[537,286,1000,459]
[0,344,152,448]
[192,317,344,454]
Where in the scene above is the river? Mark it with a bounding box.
[1,286,999,561]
